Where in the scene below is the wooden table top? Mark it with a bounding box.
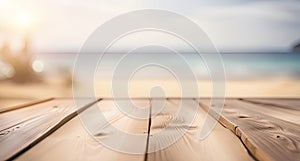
[0,98,299,161]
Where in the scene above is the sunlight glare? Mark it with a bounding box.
[17,13,31,28]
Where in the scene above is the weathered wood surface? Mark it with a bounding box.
[1,98,299,161]
[200,98,300,161]
[242,98,300,110]
[241,98,300,124]
[0,98,53,113]
[147,99,253,161]
[0,98,97,160]
[16,99,150,161]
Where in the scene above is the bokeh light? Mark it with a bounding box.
[32,59,44,73]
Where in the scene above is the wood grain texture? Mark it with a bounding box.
[16,99,150,161]
[242,98,300,110]
[0,98,54,113]
[200,98,300,161]
[0,98,97,160]
[147,99,254,161]
[4,98,298,161]
[241,98,300,124]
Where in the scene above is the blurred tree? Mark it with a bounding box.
[293,43,300,53]
[0,36,39,83]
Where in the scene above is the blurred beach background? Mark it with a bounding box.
[1,0,300,108]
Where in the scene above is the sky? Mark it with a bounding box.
[0,0,300,52]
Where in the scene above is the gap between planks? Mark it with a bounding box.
[0,98,54,114]
[3,97,297,161]
[198,98,300,161]
[144,98,152,161]
[15,99,150,161]
[1,98,100,161]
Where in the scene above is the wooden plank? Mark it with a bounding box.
[0,98,54,113]
[241,98,300,111]
[147,99,254,161]
[238,98,300,125]
[200,98,300,161]
[0,98,97,160]
[16,99,150,161]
